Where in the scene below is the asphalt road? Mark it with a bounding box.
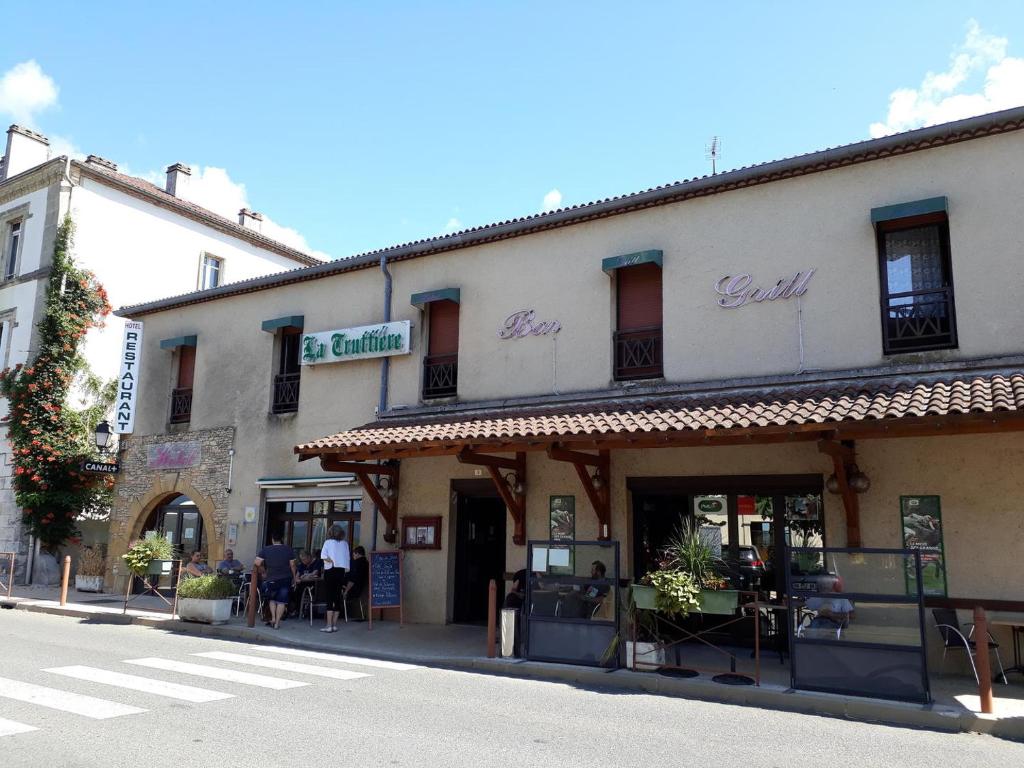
[0,610,1021,767]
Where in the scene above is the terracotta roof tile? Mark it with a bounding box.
[295,372,1024,456]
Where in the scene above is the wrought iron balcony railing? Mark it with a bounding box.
[423,353,458,399]
[272,372,301,414]
[613,326,663,380]
[883,288,956,353]
[170,387,193,424]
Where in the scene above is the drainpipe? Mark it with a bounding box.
[372,254,393,550]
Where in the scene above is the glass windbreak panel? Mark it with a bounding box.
[311,518,327,553]
[795,602,923,647]
[693,495,728,558]
[528,543,617,622]
[291,521,309,554]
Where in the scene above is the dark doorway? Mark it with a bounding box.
[453,492,506,624]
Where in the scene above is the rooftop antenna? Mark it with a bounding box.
[706,136,721,175]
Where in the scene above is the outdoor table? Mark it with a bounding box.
[989,612,1024,679]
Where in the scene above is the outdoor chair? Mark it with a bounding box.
[530,591,561,617]
[931,608,1008,685]
[236,573,263,617]
[343,589,366,622]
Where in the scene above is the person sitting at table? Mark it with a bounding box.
[185,550,211,578]
[288,550,323,617]
[802,580,855,638]
[216,549,244,576]
[343,546,369,620]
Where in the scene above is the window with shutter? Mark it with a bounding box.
[171,346,195,423]
[424,299,459,399]
[614,263,663,380]
[272,328,302,413]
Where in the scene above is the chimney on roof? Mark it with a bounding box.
[165,163,191,198]
[85,154,118,172]
[238,208,263,232]
[2,125,50,182]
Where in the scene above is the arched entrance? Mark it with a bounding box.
[139,494,207,557]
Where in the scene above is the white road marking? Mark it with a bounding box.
[0,676,146,719]
[244,644,420,671]
[45,666,233,703]
[124,658,308,690]
[193,651,370,680]
[0,717,37,737]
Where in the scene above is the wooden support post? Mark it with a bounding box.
[486,579,497,659]
[457,450,527,545]
[818,439,861,547]
[321,458,400,544]
[246,567,258,628]
[59,555,71,606]
[547,445,611,540]
[974,605,994,714]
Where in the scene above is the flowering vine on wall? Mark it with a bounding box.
[0,214,113,552]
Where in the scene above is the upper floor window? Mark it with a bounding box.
[160,335,198,425]
[262,315,304,414]
[200,254,223,290]
[412,288,461,400]
[4,220,22,280]
[873,198,957,354]
[604,251,663,381]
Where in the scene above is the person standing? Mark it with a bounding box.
[320,525,350,633]
[343,546,369,620]
[254,528,297,630]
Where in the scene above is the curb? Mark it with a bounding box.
[6,598,1022,740]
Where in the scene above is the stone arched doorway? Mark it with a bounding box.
[138,494,208,558]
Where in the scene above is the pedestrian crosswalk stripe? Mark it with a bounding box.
[45,666,234,703]
[0,716,37,737]
[124,658,308,690]
[193,651,370,680]
[245,644,420,671]
[0,676,146,719]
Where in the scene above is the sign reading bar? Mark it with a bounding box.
[715,269,815,309]
[497,309,561,339]
[114,320,144,434]
[81,461,119,475]
[301,320,411,366]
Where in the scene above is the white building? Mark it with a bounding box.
[0,124,324,581]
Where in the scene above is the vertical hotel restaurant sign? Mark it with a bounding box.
[114,320,144,434]
[301,320,411,366]
[900,495,948,597]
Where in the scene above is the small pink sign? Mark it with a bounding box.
[147,442,201,470]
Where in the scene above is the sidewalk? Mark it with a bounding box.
[4,585,1023,740]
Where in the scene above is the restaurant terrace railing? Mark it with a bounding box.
[170,387,193,424]
[423,353,458,399]
[613,326,663,380]
[271,372,301,414]
[883,287,956,353]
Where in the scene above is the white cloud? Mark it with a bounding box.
[870,20,1024,137]
[541,188,563,213]
[47,133,84,160]
[445,217,462,231]
[0,60,59,127]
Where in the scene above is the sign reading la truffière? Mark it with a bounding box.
[301,320,411,366]
[114,320,144,434]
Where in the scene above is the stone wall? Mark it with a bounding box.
[0,432,28,583]
[107,426,235,586]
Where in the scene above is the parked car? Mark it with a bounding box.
[714,545,767,590]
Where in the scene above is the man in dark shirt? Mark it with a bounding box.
[254,529,296,629]
[344,546,369,620]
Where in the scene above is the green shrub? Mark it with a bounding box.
[121,532,175,576]
[646,569,701,617]
[177,574,235,600]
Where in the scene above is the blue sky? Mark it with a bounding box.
[2,2,1023,261]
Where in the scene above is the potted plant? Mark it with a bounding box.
[121,531,175,580]
[624,583,674,670]
[662,521,738,616]
[176,574,236,624]
[75,546,106,592]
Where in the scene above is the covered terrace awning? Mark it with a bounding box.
[294,370,1024,545]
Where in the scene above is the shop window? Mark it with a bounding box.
[873,199,957,354]
[272,328,302,414]
[423,299,459,399]
[614,262,663,380]
[4,219,22,280]
[170,346,195,424]
[267,498,362,557]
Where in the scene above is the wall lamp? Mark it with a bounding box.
[503,471,525,496]
[377,476,398,500]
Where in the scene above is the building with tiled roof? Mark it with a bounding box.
[111,107,1024,684]
[0,124,327,582]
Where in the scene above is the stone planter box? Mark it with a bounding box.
[177,597,233,625]
[75,575,104,593]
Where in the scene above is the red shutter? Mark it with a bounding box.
[177,346,196,388]
[616,263,662,331]
[428,300,460,356]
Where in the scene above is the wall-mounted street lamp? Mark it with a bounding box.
[503,471,525,496]
[93,420,112,455]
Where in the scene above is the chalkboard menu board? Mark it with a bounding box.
[370,550,402,609]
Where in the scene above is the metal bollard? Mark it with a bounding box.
[60,555,71,606]
[974,605,994,714]
[486,579,497,658]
